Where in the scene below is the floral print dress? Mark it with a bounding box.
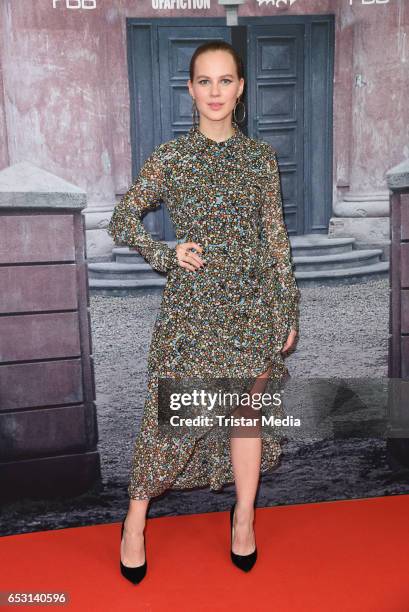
[107,121,300,500]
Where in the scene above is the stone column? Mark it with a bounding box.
[329,3,409,260]
[385,157,409,469]
[386,158,409,378]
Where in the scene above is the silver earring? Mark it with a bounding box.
[233,98,246,124]
[192,99,199,127]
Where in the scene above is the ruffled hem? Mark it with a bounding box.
[128,432,283,499]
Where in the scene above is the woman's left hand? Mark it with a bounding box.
[281,328,297,354]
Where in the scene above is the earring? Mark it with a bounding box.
[192,99,199,127]
[233,98,246,124]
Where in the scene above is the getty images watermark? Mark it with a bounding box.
[158,376,300,439]
[158,376,409,441]
[167,386,299,429]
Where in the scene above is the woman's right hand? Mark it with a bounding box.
[175,242,206,272]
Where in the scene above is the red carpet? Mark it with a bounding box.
[2,495,409,611]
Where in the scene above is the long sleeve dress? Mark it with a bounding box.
[107,121,300,500]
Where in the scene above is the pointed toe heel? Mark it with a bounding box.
[120,517,147,584]
[230,502,257,572]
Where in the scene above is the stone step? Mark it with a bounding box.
[112,247,146,264]
[295,261,389,287]
[112,243,178,264]
[89,277,166,296]
[92,248,384,279]
[290,235,356,256]
[88,261,162,280]
[113,236,358,263]
[293,249,383,271]
[89,260,389,293]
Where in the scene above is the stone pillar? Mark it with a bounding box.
[386,158,409,378]
[0,162,100,502]
[329,5,409,260]
[385,158,409,470]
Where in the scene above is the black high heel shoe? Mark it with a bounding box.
[120,517,147,584]
[230,502,257,572]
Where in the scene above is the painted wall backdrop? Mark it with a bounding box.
[0,0,408,534]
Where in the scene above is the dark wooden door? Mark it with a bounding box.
[247,23,305,236]
[127,15,333,241]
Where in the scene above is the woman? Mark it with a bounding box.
[107,40,300,583]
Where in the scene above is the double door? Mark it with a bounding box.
[127,15,334,239]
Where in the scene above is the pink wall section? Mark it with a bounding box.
[0,0,407,241]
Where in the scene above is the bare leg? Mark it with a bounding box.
[121,499,150,566]
[230,364,273,555]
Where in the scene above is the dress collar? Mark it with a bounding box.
[187,121,244,153]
